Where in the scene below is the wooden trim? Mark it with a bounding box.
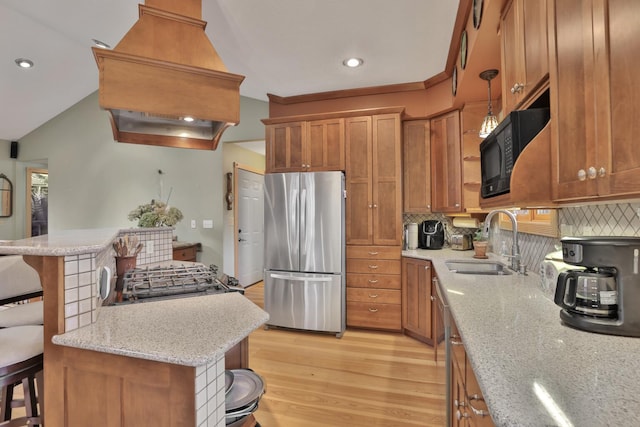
[267,0,472,106]
[267,83,427,105]
[22,255,64,427]
[261,106,406,125]
[444,0,473,75]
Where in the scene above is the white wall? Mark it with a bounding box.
[12,91,267,268]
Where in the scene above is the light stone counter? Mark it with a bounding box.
[53,292,269,366]
[0,228,120,256]
[403,248,640,427]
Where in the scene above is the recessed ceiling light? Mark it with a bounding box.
[15,58,34,69]
[183,116,195,122]
[92,39,111,49]
[343,57,363,68]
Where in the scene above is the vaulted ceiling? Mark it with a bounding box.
[1,0,459,141]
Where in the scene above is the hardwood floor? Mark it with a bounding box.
[243,282,446,427]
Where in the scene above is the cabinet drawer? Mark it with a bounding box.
[346,259,401,275]
[347,288,401,304]
[347,245,401,260]
[173,246,197,262]
[347,302,402,331]
[347,273,401,289]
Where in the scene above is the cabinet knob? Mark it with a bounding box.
[368,294,378,298]
[455,203,460,207]
[368,265,379,269]
[425,265,430,270]
[368,204,373,208]
[577,169,587,181]
[368,279,379,284]
[598,167,606,177]
[510,83,524,94]
[588,166,597,179]
[373,204,378,208]
[368,251,379,255]
[368,308,379,313]
[430,295,435,301]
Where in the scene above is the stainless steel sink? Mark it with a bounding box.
[445,260,512,275]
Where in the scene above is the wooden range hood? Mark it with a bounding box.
[92,0,244,150]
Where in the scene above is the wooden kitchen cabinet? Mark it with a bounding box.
[172,242,201,262]
[501,0,549,115]
[550,0,640,202]
[346,245,401,331]
[265,121,307,173]
[307,118,345,171]
[264,117,345,173]
[449,311,495,427]
[345,112,403,245]
[401,257,435,345]
[430,110,463,213]
[403,120,432,213]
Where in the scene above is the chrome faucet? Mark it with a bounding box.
[483,209,523,273]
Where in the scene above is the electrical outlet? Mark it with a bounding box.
[203,219,213,229]
[146,241,154,254]
[191,219,196,229]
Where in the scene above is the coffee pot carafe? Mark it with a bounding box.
[554,269,617,318]
[553,236,640,337]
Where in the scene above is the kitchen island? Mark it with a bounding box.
[404,248,640,427]
[0,229,268,427]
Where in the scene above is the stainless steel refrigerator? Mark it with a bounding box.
[263,171,345,337]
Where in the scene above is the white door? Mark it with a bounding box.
[235,165,264,286]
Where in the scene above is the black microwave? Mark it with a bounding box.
[479,108,550,198]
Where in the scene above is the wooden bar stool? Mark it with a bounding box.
[0,256,43,329]
[0,325,44,427]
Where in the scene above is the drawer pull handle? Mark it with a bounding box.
[368,294,378,298]
[368,251,379,255]
[368,279,379,284]
[368,265,379,269]
[468,395,490,417]
[368,308,379,313]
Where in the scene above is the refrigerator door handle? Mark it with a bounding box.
[268,273,333,282]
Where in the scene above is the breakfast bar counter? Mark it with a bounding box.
[0,228,268,427]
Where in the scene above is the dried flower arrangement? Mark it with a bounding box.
[128,199,183,227]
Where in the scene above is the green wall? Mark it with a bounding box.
[7,91,267,268]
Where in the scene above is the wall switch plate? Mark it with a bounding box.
[191,219,196,229]
[146,241,154,254]
[203,219,213,229]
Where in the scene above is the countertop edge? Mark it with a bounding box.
[52,293,269,367]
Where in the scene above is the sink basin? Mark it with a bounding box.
[445,260,512,275]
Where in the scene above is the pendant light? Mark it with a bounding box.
[479,69,499,138]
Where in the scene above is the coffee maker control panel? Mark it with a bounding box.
[563,243,583,263]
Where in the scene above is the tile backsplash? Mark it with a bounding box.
[404,201,640,276]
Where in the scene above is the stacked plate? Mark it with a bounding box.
[225,369,265,426]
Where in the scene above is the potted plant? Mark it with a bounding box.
[473,228,489,259]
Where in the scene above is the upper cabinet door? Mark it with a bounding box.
[594,0,640,197]
[550,0,640,202]
[307,118,345,171]
[345,116,374,245]
[403,120,431,213]
[430,111,462,213]
[501,0,549,114]
[550,0,599,201]
[372,114,402,246]
[265,121,307,173]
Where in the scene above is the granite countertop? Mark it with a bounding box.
[53,292,269,367]
[0,227,172,256]
[403,248,640,427]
